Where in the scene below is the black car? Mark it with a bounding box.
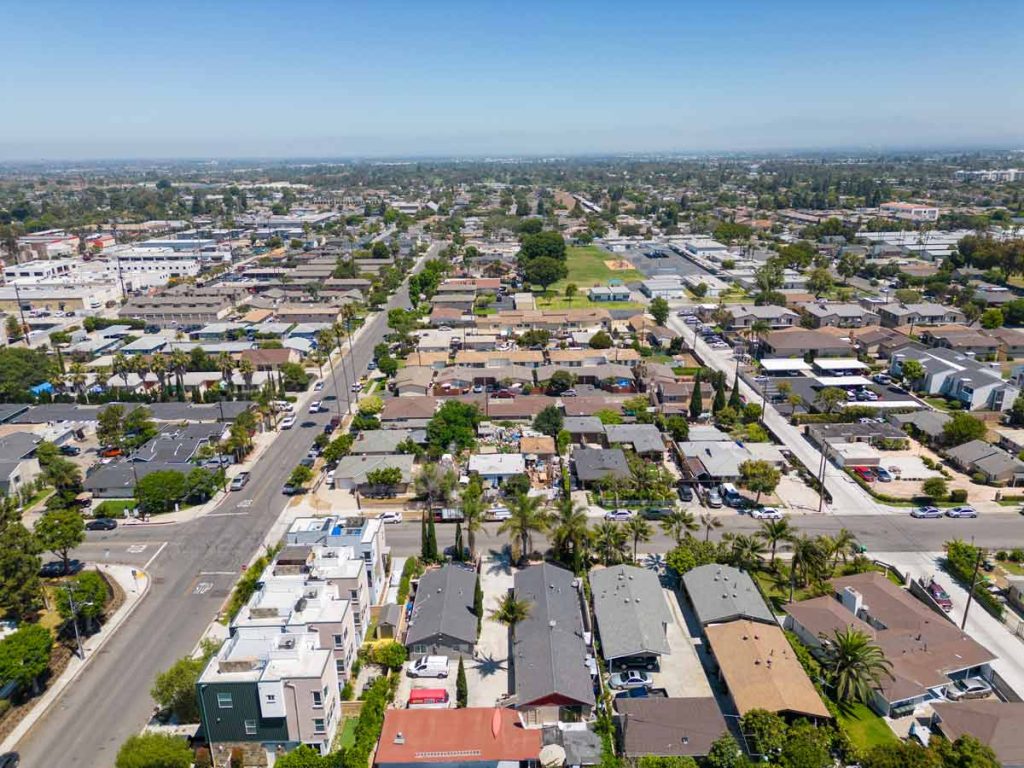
[677,484,694,502]
[323,422,336,435]
[0,752,19,768]
[59,444,81,456]
[85,518,117,531]
[39,559,83,578]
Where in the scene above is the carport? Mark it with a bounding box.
[760,358,812,376]
[814,375,872,388]
[813,358,869,375]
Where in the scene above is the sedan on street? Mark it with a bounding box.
[604,508,635,521]
[750,507,783,520]
[910,506,942,519]
[85,518,117,531]
[946,506,978,519]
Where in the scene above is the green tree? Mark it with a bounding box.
[115,733,192,768]
[287,464,313,488]
[135,470,188,513]
[741,709,788,759]
[922,476,949,500]
[519,231,566,262]
[55,569,108,630]
[0,624,52,694]
[456,656,468,708]
[899,359,925,388]
[779,720,831,768]
[0,347,52,399]
[665,536,720,575]
[661,508,699,544]
[461,476,486,560]
[370,640,408,670]
[549,496,591,572]
[123,405,158,447]
[0,521,43,619]
[533,405,564,437]
[712,377,727,413]
[705,733,746,768]
[322,433,355,464]
[979,308,1004,329]
[426,400,481,457]
[97,404,126,449]
[729,374,743,409]
[689,379,703,419]
[589,330,613,349]
[942,412,987,447]
[638,758,698,768]
[700,511,723,542]
[737,459,781,504]
[489,592,532,634]
[594,408,622,425]
[34,508,85,574]
[807,267,833,296]
[518,329,551,348]
[498,493,548,562]
[821,626,893,704]
[663,414,689,441]
[275,745,332,768]
[365,466,404,495]
[546,369,576,395]
[756,516,793,566]
[151,640,221,722]
[649,297,670,326]
[815,386,848,414]
[358,395,384,415]
[624,516,653,562]
[522,256,568,293]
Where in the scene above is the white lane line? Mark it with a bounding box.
[207,511,250,518]
[143,541,168,570]
[198,571,236,576]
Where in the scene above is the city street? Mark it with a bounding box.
[14,248,438,768]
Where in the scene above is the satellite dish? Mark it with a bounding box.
[540,744,566,768]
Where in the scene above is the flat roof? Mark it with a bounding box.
[813,358,869,370]
[760,358,812,372]
[815,375,871,387]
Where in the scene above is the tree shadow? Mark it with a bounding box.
[485,546,513,575]
[470,651,509,679]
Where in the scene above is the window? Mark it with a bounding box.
[266,694,277,703]
[349,589,359,601]
[244,720,257,736]
[413,644,426,654]
[216,692,233,709]
[313,718,326,735]
[333,634,344,649]
[336,659,346,674]
[312,690,323,708]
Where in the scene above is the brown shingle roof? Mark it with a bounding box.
[932,701,1024,767]
[615,698,728,758]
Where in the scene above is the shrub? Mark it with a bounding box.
[996,550,1008,561]
[1010,548,1024,563]
[194,747,212,768]
[946,539,1004,619]
[341,681,354,701]
[971,472,988,484]
[949,489,968,503]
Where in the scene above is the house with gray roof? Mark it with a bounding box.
[350,429,417,456]
[512,563,595,724]
[572,447,630,488]
[877,302,966,328]
[889,345,1019,411]
[405,565,477,660]
[674,441,750,482]
[332,454,415,493]
[563,416,606,444]
[802,302,880,329]
[131,423,225,463]
[604,424,666,458]
[590,565,670,668]
[888,410,952,443]
[945,440,1024,485]
[681,564,775,628]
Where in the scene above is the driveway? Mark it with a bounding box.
[467,549,514,706]
[655,584,713,697]
[877,550,1024,699]
[395,657,457,707]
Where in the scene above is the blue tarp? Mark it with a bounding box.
[30,382,54,395]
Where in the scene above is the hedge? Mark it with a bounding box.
[396,557,423,605]
[344,674,397,768]
[945,539,1004,620]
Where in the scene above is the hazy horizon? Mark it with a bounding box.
[3,0,1023,161]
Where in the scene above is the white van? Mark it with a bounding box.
[408,655,449,678]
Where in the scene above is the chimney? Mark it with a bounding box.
[841,586,863,617]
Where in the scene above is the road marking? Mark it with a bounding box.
[127,544,147,554]
[193,582,213,595]
[143,541,168,570]
[208,511,250,517]
[199,571,236,576]
[237,499,253,508]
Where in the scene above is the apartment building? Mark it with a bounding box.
[890,345,1019,411]
[197,632,340,761]
[876,302,966,328]
[285,516,388,605]
[879,202,939,222]
[119,294,234,325]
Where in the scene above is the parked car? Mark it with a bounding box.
[408,656,449,678]
[309,400,324,413]
[643,508,674,520]
[604,508,635,521]
[852,466,875,482]
[750,507,783,520]
[677,484,694,502]
[612,655,659,671]
[282,483,300,495]
[325,470,335,488]
[379,510,403,524]
[230,472,250,491]
[926,579,954,611]
[351,382,363,392]
[487,506,512,521]
[59,444,81,456]
[85,518,117,531]
[280,415,297,429]
[615,686,668,699]
[874,467,893,482]
[99,446,122,458]
[40,559,83,577]
[472,384,484,393]
[608,670,653,690]
[561,388,577,397]
[323,421,336,435]
[705,488,723,508]
[946,506,978,519]
[944,677,992,701]
[0,753,19,768]
[313,380,325,391]
[910,506,942,519]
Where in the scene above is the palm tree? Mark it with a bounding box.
[699,512,722,543]
[829,528,857,569]
[460,483,486,561]
[549,496,590,572]
[67,362,89,403]
[150,353,169,397]
[660,508,698,545]
[820,627,893,705]
[624,516,653,563]
[216,352,235,394]
[592,521,628,565]
[498,493,548,562]
[788,534,829,601]
[749,319,770,358]
[726,534,767,572]
[169,349,190,393]
[756,517,793,567]
[111,352,130,391]
[414,464,456,511]
[489,593,532,635]
[238,358,255,392]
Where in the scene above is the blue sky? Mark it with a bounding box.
[2,0,1022,159]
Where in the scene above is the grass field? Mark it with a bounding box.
[836,701,897,750]
[336,717,358,750]
[94,498,136,517]
[551,245,644,292]
[534,295,644,311]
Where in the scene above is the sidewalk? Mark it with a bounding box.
[0,564,151,754]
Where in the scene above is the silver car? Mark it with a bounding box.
[608,670,653,690]
[944,677,992,701]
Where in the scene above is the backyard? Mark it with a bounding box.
[836,701,897,751]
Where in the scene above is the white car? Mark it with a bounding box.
[750,507,783,520]
[325,470,335,488]
[280,415,297,429]
[309,400,323,413]
[946,506,978,519]
[604,508,634,521]
[487,506,512,521]
[351,382,363,392]
[379,510,403,524]
[313,380,325,391]
[608,670,653,690]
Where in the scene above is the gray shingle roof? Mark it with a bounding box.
[513,563,595,708]
[604,424,666,455]
[0,432,40,462]
[405,565,478,648]
[572,448,630,483]
[563,416,605,435]
[681,564,774,626]
[590,565,670,660]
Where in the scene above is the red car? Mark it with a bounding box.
[852,466,874,482]
[492,390,515,399]
[927,579,953,611]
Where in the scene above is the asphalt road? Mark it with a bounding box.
[16,248,436,768]
[381,512,1024,558]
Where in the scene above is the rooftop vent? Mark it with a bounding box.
[394,732,405,745]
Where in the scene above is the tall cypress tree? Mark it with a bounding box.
[420,513,429,561]
[456,656,468,708]
[712,379,726,413]
[689,379,703,420]
[426,515,438,562]
[453,522,464,561]
[729,374,742,409]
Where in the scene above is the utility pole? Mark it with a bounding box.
[65,582,85,659]
[11,281,29,346]
[961,538,984,631]
[816,442,828,514]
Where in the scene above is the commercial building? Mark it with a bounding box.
[879,202,939,222]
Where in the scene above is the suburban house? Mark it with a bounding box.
[393,367,435,397]
[350,429,420,456]
[196,632,341,762]
[802,302,880,328]
[944,439,1024,485]
[374,708,542,768]
[931,701,1024,768]
[682,564,776,627]
[512,563,595,724]
[724,305,799,331]
[0,431,41,496]
[380,397,438,428]
[563,417,607,445]
[918,326,1000,358]
[590,565,670,669]
[674,441,752,484]
[877,302,966,328]
[762,329,854,358]
[332,454,415,494]
[467,453,527,487]
[571,447,630,488]
[704,620,831,720]
[785,572,995,717]
[405,566,478,660]
[603,424,666,458]
[614,698,728,760]
[888,410,952,444]
[890,346,1019,411]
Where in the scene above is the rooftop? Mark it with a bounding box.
[590,565,670,660]
[405,565,478,648]
[682,564,775,626]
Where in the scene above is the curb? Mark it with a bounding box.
[3,566,153,753]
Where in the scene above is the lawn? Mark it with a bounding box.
[94,498,136,518]
[550,245,644,292]
[534,295,644,311]
[836,702,897,751]
[335,717,358,750]
[923,397,955,412]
